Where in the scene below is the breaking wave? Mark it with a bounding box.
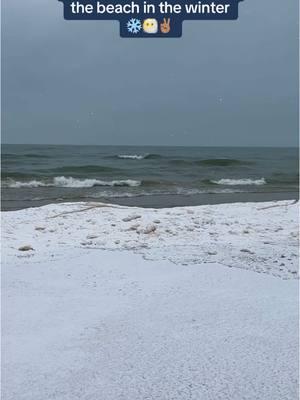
[4,177,141,188]
[210,178,266,186]
[117,154,145,160]
[117,153,162,160]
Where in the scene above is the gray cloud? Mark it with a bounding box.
[2,0,299,146]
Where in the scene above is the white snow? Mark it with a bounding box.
[2,200,299,399]
[2,200,298,279]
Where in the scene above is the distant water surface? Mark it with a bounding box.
[1,145,298,210]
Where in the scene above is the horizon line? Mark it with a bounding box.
[2,143,299,148]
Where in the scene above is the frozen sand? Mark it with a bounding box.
[2,201,299,399]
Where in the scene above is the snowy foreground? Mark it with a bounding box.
[2,201,299,399]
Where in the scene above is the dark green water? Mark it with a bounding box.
[1,145,299,210]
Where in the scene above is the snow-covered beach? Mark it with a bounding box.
[2,200,299,399]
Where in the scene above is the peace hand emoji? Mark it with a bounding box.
[160,18,170,34]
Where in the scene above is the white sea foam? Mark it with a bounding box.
[175,187,242,195]
[87,187,243,199]
[5,177,141,188]
[6,180,48,188]
[53,177,141,188]
[212,178,266,186]
[117,154,145,160]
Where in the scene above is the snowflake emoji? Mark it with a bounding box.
[127,18,142,34]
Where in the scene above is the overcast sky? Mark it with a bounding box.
[2,0,299,146]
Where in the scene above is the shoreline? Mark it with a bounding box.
[106,191,299,208]
[1,190,298,211]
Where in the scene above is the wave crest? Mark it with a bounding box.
[196,159,252,167]
[4,177,141,188]
[118,154,145,160]
[117,153,162,160]
[211,178,266,186]
[49,165,119,174]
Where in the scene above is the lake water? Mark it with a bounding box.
[2,144,298,210]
